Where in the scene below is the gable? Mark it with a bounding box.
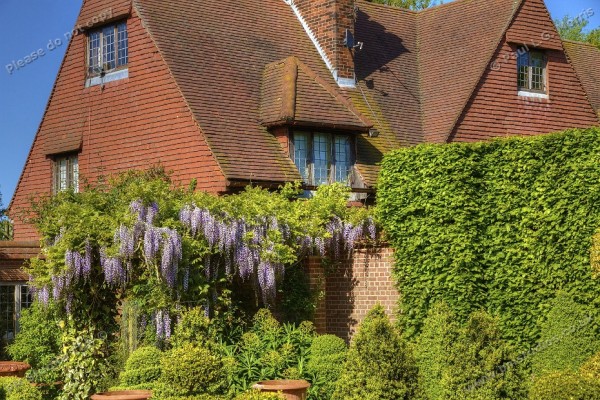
[417,0,519,143]
[450,0,600,142]
[9,11,226,241]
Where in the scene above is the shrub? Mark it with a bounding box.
[377,127,600,346]
[234,390,285,399]
[226,309,315,395]
[157,344,230,397]
[580,351,600,379]
[306,335,347,400]
[529,372,600,400]
[415,303,527,400]
[530,292,600,376]
[7,302,61,385]
[119,346,162,387]
[58,327,111,400]
[332,305,418,400]
[0,377,42,400]
[170,307,212,349]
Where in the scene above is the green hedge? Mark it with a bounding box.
[529,372,600,399]
[377,127,600,346]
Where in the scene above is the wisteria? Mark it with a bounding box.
[178,204,377,304]
[36,194,376,315]
[155,309,171,340]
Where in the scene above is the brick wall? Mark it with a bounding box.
[293,0,355,82]
[305,245,398,341]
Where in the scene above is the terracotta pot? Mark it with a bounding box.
[90,390,152,400]
[0,361,31,377]
[253,379,310,400]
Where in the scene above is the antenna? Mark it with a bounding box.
[344,29,364,51]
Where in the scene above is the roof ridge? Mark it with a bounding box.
[562,39,600,49]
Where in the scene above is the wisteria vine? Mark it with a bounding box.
[34,196,377,338]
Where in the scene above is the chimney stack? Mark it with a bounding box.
[289,0,356,88]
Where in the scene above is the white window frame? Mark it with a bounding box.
[53,154,79,194]
[517,50,548,98]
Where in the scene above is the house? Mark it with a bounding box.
[3,0,600,337]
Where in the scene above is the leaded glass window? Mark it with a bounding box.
[517,50,547,93]
[291,131,354,186]
[53,154,79,193]
[88,22,128,75]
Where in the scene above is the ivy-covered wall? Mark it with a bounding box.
[377,127,600,348]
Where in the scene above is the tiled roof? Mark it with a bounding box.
[261,57,372,130]
[132,0,404,187]
[564,40,600,116]
[0,241,40,282]
[416,0,522,142]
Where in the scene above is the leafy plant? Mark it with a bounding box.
[580,350,600,380]
[233,391,285,400]
[377,127,600,347]
[8,302,61,386]
[58,326,111,400]
[156,343,231,397]
[306,334,347,400]
[0,377,42,400]
[415,303,527,399]
[224,309,315,395]
[530,292,600,376]
[332,305,418,400]
[119,346,162,387]
[528,372,600,400]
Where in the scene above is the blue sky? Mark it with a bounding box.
[0,0,599,208]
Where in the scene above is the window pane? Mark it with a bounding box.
[313,133,330,185]
[334,135,352,184]
[71,156,79,193]
[89,31,101,73]
[517,52,529,90]
[530,52,545,91]
[0,286,15,341]
[20,286,32,310]
[59,159,68,191]
[102,26,116,70]
[117,23,128,66]
[293,133,310,183]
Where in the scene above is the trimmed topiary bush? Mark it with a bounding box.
[170,307,212,349]
[156,343,231,397]
[415,303,527,400]
[529,372,600,400]
[530,292,600,376]
[580,351,600,379]
[119,346,162,387]
[332,305,418,400]
[306,334,347,400]
[0,377,42,400]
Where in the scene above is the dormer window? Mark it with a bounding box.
[86,22,128,86]
[517,50,547,96]
[291,131,355,186]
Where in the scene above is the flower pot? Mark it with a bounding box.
[253,379,310,400]
[90,390,152,400]
[0,361,30,377]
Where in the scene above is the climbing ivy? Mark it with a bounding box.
[377,127,600,348]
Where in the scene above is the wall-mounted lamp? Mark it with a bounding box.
[368,128,379,138]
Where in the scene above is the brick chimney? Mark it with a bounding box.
[288,0,356,88]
